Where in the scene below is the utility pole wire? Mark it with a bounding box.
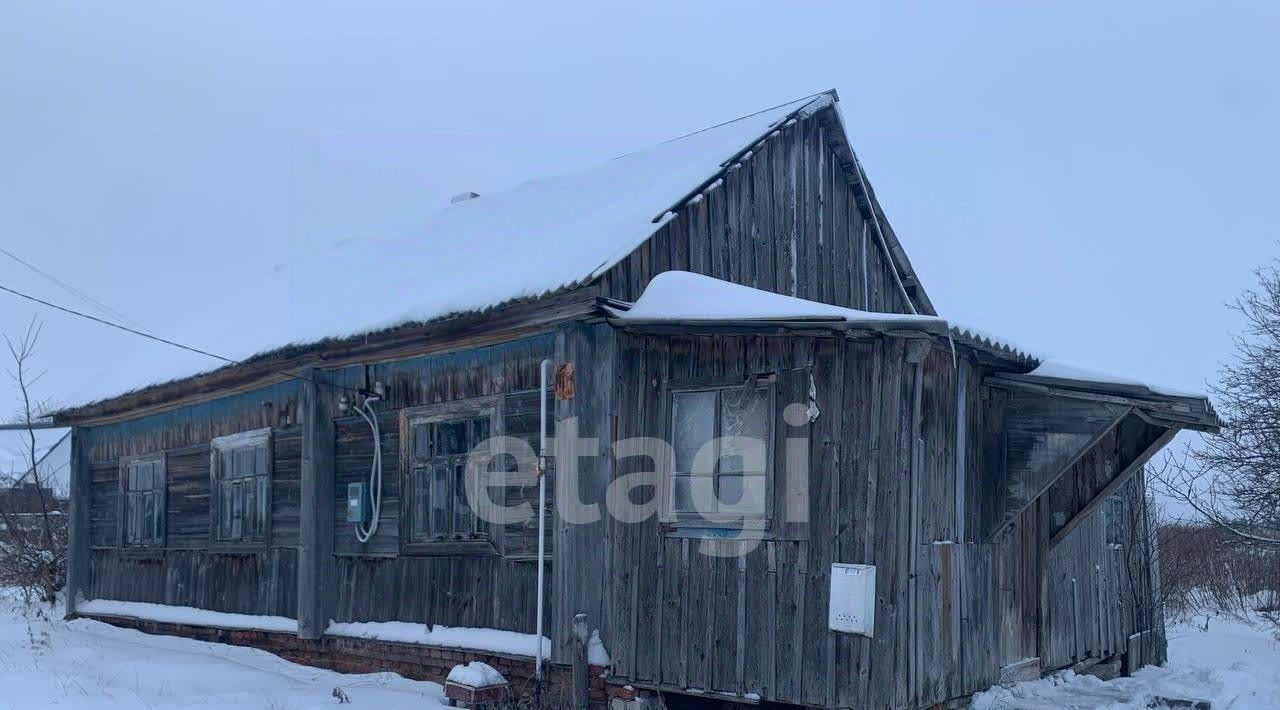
[0,280,366,399]
[0,281,236,364]
[0,246,144,330]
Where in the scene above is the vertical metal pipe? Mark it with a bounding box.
[535,358,552,697]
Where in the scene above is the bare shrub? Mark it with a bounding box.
[0,318,67,603]
[1157,521,1280,621]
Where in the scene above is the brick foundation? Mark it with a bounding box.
[79,613,608,705]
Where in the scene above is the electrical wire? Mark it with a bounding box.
[0,246,145,330]
[0,281,235,364]
[0,257,387,537]
[351,395,383,542]
[0,279,366,399]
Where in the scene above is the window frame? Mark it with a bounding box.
[119,453,166,549]
[208,428,273,550]
[1103,494,1125,549]
[399,396,500,556]
[661,379,776,530]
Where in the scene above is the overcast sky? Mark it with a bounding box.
[1,2,1276,423]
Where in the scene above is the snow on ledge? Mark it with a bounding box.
[588,629,611,666]
[326,620,551,659]
[1025,360,1206,400]
[446,661,507,688]
[609,271,946,328]
[77,599,298,633]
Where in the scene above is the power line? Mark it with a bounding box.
[0,280,364,400]
[0,246,144,330]
[0,281,235,364]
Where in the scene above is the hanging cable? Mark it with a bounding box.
[0,279,369,401]
[352,394,383,543]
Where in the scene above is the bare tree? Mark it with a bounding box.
[1155,260,1280,546]
[0,317,67,602]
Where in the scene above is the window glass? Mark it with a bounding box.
[214,437,269,543]
[720,387,769,474]
[430,464,449,536]
[673,391,717,474]
[453,461,471,534]
[1104,496,1125,547]
[410,412,489,541]
[124,458,164,545]
[667,384,772,523]
[414,423,433,459]
[437,421,470,456]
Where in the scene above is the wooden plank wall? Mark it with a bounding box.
[324,335,556,634]
[1040,423,1164,671]
[553,323,614,661]
[597,113,913,316]
[83,382,304,616]
[606,332,921,708]
[82,335,557,635]
[89,547,298,617]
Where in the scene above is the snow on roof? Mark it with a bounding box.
[255,94,827,350]
[1022,360,1206,400]
[59,93,833,413]
[608,270,946,329]
[610,272,1213,407]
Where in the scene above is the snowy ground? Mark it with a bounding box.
[0,592,450,709]
[973,614,1280,710]
[2,590,1277,709]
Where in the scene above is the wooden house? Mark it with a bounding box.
[54,91,1219,708]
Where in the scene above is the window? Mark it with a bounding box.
[122,456,165,546]
[407,414,491,541]
[211,429,270,545]
[665,383,772,526]
[1104,495,1125,548]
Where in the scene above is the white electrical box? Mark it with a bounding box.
[828,563,876,636]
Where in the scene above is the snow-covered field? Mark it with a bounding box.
[974,614,1280,710]
[2,589,1277,709]
[0,592,450,709]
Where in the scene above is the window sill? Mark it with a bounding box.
[116,546,166,560]
[661,521,772,540]
[401,537,498,557]
[208,542,271,554]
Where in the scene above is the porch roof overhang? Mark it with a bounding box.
[978,374,1216,543]
[987,371,1220,434]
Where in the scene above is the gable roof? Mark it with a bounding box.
[246,92,840,350]
[54,91,932,422]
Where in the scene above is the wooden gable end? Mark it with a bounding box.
[596,106,931,316]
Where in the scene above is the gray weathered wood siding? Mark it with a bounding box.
[603,332,1166,708]
[552,323,614,660]
[605,331,924,708]
[83,382,303,615]
[80,335,557,634]
[597,112,914,316]
[89,547,299,617]
[1040,423,1164,671]
[320,335,555,634]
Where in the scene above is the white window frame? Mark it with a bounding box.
[662,381,775,530]
[210,428,272,547]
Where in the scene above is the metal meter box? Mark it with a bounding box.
[347,482,371,525]
[828,563,876,635]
